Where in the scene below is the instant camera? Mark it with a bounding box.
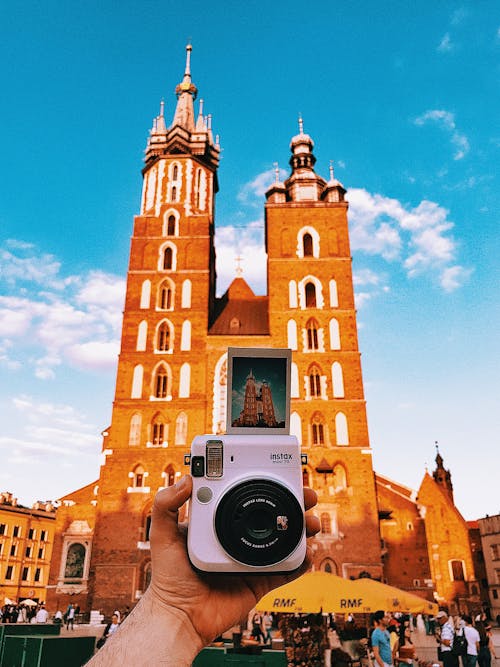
[186,348,307,573]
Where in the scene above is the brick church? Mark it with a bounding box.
[46,46,481,616]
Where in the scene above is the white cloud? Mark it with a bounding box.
[215,222,267,295]
[0,241,125,377]
[414,109,470,160]
[237,167,288,205]
[347,188,469,290]
[440,265,472,292]
[437,33,453,52]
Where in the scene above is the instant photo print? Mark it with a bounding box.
[226,347,291,435]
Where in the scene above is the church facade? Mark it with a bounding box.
[46,47,479,617]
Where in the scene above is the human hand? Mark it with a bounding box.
[147,475,320,647]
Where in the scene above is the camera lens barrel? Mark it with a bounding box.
[214,479,304,567]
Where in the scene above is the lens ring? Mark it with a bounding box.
[214,478,304,567]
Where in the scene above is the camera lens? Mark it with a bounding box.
[214,479,304,567]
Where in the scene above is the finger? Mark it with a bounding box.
[151,475,192,541]
[303,487,317,511]
[305,513,320,537]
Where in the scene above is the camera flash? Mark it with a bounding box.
[206,440,223,478]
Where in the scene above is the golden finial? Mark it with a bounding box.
[235,255,243,276]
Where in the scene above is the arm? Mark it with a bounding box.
[87,475,319,666]
[372,645,384,667]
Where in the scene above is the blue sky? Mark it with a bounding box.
[0,1,499,520]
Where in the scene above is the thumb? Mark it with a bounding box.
[150,475,192,542]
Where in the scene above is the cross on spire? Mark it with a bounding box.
[235,255,243,276]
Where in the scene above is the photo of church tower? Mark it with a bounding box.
[233,370,279,429]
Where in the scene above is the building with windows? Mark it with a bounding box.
[478,514,500,621]
[46,46,480,616]
[0,492,56,604]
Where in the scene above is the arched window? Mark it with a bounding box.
[163,464,176,487]
[289,280,297,308]
[181,320,191,351]
[450,560,465,581]
[151,415,166,446]
[129,414,142,446]
[175,412,188,445]
[140,280,151,308]
[308,366,322,398]
[131,365,144,399]
[64,543,86,580]
[181,279,191,308]
[172,165,178,180]
[167,215,176,236]
[291,362,299,398]
[136,320,147,351]
[329,318,341,350]
[311,414,325,446]
[329,279,338,307]
[303,233,313,257]
[144,514,152,542]
[171,186,177,202]
[158,280,174,310]
[333,464,347,490]
[335,412,349,445]
[320,513,332,534]
[332,362,345,398]
[153,364,170,399]
[156,321,172,352]
[305,282,316,307]
[179,363,191,398]
[163,246,173,270]
[306,318,319,351]
[132,465,145,488]
[321,559,338,574]
[287,319,298,350]
[290,411,302,444]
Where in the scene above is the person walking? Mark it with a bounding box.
[476,622,496,667]
[463,615,480,667]
[372,611,393,667]
[436,610,459,667]
[65,604,75,630]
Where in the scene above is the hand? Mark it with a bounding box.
[147,475,320,647]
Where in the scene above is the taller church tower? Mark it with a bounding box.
[48,47,382,614]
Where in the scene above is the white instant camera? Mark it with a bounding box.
[186,434,306,573]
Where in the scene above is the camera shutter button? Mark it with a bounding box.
[197,487,213,504]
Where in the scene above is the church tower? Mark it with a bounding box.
[265,120,382,577]
[48,47,382,614]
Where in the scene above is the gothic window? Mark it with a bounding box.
[287,319,298,350]
[303,233,313,257]
[291,362,299,398]
[163,464,176,487]
[329,279,338,307]
[311,414,325,446]
[308,366,322,398]
[129,414,142,446]
[136,320,147,351]
[171,186,177,202]
[131,365,144,399]
[167,215,176,236]
[153,364,171,399]
[132,465,145,488]
[181,320,191,351]
[329,318,341,350]
[181,279,191,308]
[140,280,151,308]
[64,543,86,580]
[332,362,345,398]
[333,463,347,490]
[152,418,166,446]
[288,280,298,308]
[450,560,465,581]
[179,363,191,398]
[322,559,338,574]
[163,246,173,270]
[335,412,349,445]
[156,321,172,352]
[175,412,188,445]
[320,513,332,534]
[172,165,178,180]
[305,282,317,307]
[306,318,319,351]
[212,355,227,434]
[158,279,174,310]
[290,411,302,444]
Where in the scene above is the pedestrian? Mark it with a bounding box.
[477,623,497,667]
[463,615,481,667]
[54,610,63,625]
[96,613,121,649]
[436,610,459,667]
[372,611,393,667]
[251,612,265,644]
[35,604,49,623]
[262,612,273,645]
[65,604,75,630]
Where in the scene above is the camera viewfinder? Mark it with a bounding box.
[191,456,205,477]
[206,440,223,478]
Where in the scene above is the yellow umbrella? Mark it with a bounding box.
[256,572,439,614]
[256,571,384,614]
[352,578,438,614]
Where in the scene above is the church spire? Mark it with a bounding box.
[172,43,197,132]
[432,442,454,503]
